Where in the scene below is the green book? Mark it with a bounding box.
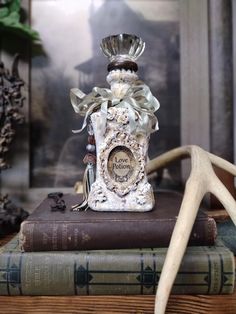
[217,220,236,255]
[0,236,234,296]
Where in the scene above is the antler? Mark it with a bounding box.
[146,145,236,314]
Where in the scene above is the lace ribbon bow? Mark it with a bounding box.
[70,81,160,135]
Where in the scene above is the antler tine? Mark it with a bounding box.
[150,145,236,314]
[155,174,206,313]
[146,146,190,175]
[207,152,236,176]
[209,175,236,225]
[154,145,211,314]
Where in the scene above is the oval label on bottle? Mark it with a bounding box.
[107,146,136,183]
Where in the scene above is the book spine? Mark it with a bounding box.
[20,218,217,252]
[0,248,234,296]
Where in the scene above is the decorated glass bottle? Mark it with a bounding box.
[70,34,159,211]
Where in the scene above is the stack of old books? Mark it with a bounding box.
[0,190,234,296]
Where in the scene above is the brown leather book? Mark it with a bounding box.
[20,191,217,252]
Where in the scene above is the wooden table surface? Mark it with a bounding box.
[0,235,235,314]
[0,293,236,314]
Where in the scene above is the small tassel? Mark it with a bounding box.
[71,121,96,211]
[71,153,96,212]
[72,162,95,211]
[85,162,95,195]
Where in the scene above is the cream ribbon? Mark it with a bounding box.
[70,81,160,135]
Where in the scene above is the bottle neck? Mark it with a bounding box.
[106,70,138,98]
